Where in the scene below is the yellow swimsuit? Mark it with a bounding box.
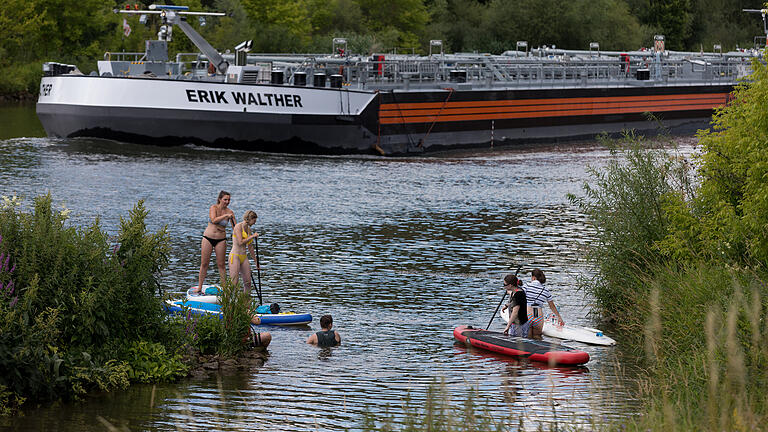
[229,252,246,264]
[229,228,252,264]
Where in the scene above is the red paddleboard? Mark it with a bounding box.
[454,325,589,365]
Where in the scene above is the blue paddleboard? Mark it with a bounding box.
[165,300,312,326]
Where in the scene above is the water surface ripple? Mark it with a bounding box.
[0,134,639,431]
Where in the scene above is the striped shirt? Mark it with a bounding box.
[523,280,552,307]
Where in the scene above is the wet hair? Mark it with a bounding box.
[217,190,231,203]
[504,274,517,286]
[243,210,257,223]
[320,314,333,329]
[531,269,546,284]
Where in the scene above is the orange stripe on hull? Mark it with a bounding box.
[379,93,730,111]
[379,97,727,118]
[379,102,724,125]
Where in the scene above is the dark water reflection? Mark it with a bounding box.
[0,103,45,140]
[0,107,640,431]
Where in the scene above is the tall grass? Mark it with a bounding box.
[622,264,768,431]
[571,135,768,430]
[360,380,510,432]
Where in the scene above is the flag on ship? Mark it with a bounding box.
[123,18,131,37]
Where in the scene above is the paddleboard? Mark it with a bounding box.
[186,285,220,304]
[165,300,312,326]
[454,325,589,365]
[500,309,616,346]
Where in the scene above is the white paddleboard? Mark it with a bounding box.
[500,308,616,346]
[186,285,220,304]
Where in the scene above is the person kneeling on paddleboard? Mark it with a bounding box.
[306,315,341,348]
[525,269,564,339]
[501,274,530,337]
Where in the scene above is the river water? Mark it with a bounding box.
[0,103,640,431]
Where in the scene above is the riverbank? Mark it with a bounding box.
[0,92,36,103]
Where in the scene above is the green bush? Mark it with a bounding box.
[0,384,24,417]
[618,263,768,431]
[657,55,768,269]
[64,352,130,398]
[0,194,173,414]
[568,133,693,320]
[193,314,225,355]
[126,341,188,383]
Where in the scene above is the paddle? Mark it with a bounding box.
[485,265,522,330]
[251,236,263,306]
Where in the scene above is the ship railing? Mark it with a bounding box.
[176,52,206,70]
[375,56,739,87]
[103,52,145,62]
[169,50,749,87]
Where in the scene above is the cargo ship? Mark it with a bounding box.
[36,4,757,155]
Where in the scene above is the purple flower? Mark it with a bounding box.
[0,281,4,293]
[2,255,8,272]
[8,264,14,274]
[6,280,13,295]
[9,296,17,308]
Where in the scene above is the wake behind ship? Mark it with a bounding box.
[36,4,757,155]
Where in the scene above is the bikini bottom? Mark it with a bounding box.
[229,252,246,264]
[203,235,225,247]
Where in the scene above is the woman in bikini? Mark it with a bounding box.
[196,191,235,294]
[229,210,259,292]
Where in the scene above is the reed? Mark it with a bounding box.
[618,264,768,431]
[215,278,254,356]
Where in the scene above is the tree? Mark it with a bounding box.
[241,0,313,49]
[357,0,429,50]
[625,0,694,50]
[688,0,764,51]
[426,0,488,53]
[465,0,646,54]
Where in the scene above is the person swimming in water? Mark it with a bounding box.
[229,210,259,292]
[306,315,341,347]
[196,191,235,294]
